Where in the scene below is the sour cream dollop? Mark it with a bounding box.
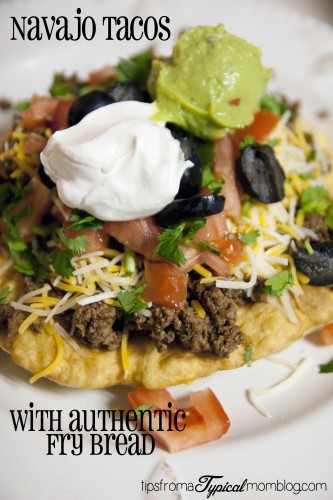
[41,101,192,221]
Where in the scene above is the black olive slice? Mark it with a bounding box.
[155,194,225,227]
[38,164,55,190]
[107,83,150,103]
[166,124,202,199]
[294,241,333,285]
[68,90,115,126]
[236,144,285,203]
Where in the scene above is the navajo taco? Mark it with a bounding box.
[1,24,333,389]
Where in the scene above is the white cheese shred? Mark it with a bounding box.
[246,357,312,417]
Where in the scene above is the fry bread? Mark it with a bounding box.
[1,266,332,388]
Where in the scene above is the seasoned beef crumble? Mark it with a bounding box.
[2,277,262,358]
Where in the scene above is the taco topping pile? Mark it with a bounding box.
[0,24,333,383]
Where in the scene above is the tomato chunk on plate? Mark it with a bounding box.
[128,387,230,453]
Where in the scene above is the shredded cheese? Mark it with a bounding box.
[29,322,64,384]
[246,357,312,417]
[121,325,130,379]
[191,300,206,318]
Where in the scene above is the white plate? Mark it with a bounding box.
[1,1,333,499]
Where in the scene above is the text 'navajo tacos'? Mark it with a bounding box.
[1,24,333,389]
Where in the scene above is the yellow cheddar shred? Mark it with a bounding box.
[29,323,64,384]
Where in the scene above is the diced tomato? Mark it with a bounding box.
[51,99,74,132]
[104,217,161,260]
[89,66,117,85]
[24,134,48,154]
[195,212,228,243]
[319,324,333,345]
[128,387,230,453]
[144,260,187,309]
[21,95,60,130]
[50,198,73,223]
[179,246,201,273]
[214,234,245,266]
[214,135,241,217]
[200,250,230,275]
[64,227,109,254]
[233,110,280,146]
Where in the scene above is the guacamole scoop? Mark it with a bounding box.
[149,24,271,139]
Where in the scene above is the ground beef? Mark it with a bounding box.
[73,301,122,350]
[0,304,27,338]
[303,212,330,242]
[23,277,43,294]
[129,279,246,357]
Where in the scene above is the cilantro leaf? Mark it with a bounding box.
[202,165,224,195]
[0,287,11,304]
[267,138,280,148]
[116,52,152,87]
[51,249,75,279]
[15,100,30,112]
[196,141,215,166]
[324,205,333,231]
[49,74,72,97]
[260,94,291,116]
[153,223,187,267]
[308,148,317,161]
[113,285,147,320]
[299,186,330,214]
[57,229,88,257]
[238,230,260,246]
[198,240,222,256]
[245,343,253,367]
[182,218,206,245]
[241,201,252,216]
[131,404,154,417]
[264,270,294,297]
[319,359,333,374]
[153,218,207,266]
[69,210,103,231]
[240,134,254,149]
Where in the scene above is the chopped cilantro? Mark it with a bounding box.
[0,287,11,304]
[113,284,147,320]
[299,186,330,214]
[70,210,103,231]
[153,218,207,266]
[240,134,254,150]
[264,270,294,297]
[308,148,317,161]
[15,100,30,112]
[196,141,215,166]
[245,343,253,367]
[79,85,102,96]
[304,240,314,256]
[260,94,292,116]
[181,218,206,245]
[324,205,333,231]
[202,165,224,195]
[131,404,154,417]
[238,230,260,246]
[49,74,72,97]
[319,359,333,374]
[267,138,280,148]
[32,222,59,237]
[241,201,252,216]
[198,239,222,256]
[57,229,88,257]
[153,223,187,267]
[51,249,75,279]
[116,51,152,87]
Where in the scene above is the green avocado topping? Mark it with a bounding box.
[149,24,271,139]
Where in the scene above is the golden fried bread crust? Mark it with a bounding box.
[1,268,332,389]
